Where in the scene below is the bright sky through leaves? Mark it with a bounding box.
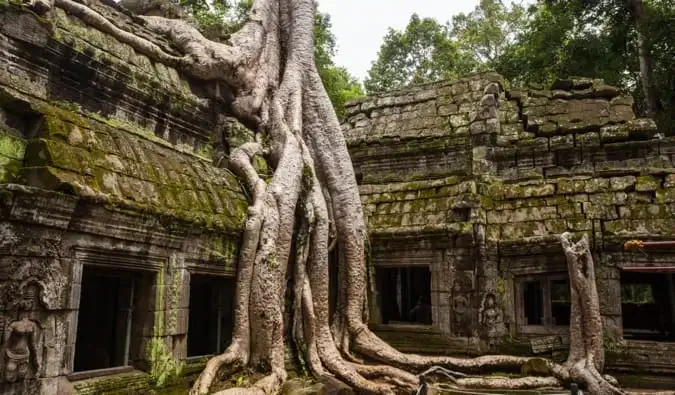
[317,0,536,82]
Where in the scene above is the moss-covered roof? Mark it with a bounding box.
[2,88,248,232]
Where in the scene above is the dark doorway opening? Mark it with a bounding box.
[187,275,235,357]
[73,267,138,372]
[523,281,543,326]
[550,279,571,326]
[621,271,675,341]
[376,266,432,325]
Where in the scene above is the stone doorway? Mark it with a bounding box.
[620,269,675,342]
[72,267,140,373]
[375,266,432,325]
[187,275,235,358]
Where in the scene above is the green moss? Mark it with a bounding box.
[147,269,184,388]
[655,188,675,203]
[0,133,26,159]
[0,132,25,183]
[1,93,248,231]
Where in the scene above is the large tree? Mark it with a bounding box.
[364,14,465,94]
[28,0,675,394]
[364,1,527,95]
[450,0,528,73]
[499,0,673,131]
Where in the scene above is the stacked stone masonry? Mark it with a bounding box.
[344,72,675,377]
[0,2,247,394]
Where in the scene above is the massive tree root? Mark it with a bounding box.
[36,0,675,393]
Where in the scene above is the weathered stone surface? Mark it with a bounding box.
[346,70,675,374]
[0,4,247,394]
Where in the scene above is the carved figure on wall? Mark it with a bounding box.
[3,284,42,382]
[479,293,505,350]
[0,257,66,311]
[451,281,471,336]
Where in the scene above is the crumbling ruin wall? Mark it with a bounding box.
[344,73,675,375]
[0,2,249,394]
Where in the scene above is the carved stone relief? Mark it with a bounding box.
[0,258,67,311]
[1,283,44,383]
[0,257,67,384]
[450,270,476,337]
[479,292,506,350]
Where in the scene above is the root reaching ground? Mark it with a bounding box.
[35,0,675,394]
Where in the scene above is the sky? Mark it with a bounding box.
[317,0,532,82]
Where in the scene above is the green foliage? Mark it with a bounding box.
[450,0,528,73]
[313,11,364,119]
[366,0,672,133]
[179,0,250,41]
[364,14,463,94]
[497,0,673,130]
[621,283,655,304]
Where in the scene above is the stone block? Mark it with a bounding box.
[498,183,556,199]
[487,206,557,224]
[449,113,471,128]
[609,105,635,123]
[610,95,634,106]
[576,132,600,147]
[557,178,609,194]
[582,202,618,220]
[589,192,628,205]
[618,204,669,219]
[598,278,621,315]
[665,174,675,188]
[499,221,549,239]
[170,308,190,335]
[609,176,636,191]
[604,219,675,236]
[567,219,593,231]
[635,175,660,192]
[557,202,584,218]
[600,124,630,143]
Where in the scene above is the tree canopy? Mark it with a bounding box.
[365,0,673,131]
[363,14,464,94]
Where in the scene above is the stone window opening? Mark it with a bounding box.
[186,275,235,359]
[517,274,571,334]
[620,270,675,342]
[375,266,432,326]
[70,266,150,378]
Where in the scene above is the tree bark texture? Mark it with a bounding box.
[32,0,675,393]
[627,0,659,117]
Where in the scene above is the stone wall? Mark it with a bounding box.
[0,2,247,394]
[344,73,675,374]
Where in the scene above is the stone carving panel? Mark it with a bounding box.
[479,292,506,350]
[0,257,67,311]
[450,270,476,337]
[0,257,67,385]
[1,283,43,383]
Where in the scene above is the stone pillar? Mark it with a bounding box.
[596,258,623,343]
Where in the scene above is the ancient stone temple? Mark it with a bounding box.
[343,73,675,379]
[1,0,674,394]
[0,1,247,393]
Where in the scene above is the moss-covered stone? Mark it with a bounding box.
[1,92,249,232]
[635,175,660,192]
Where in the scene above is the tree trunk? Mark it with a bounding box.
[627,0,659,117]
[559,232,622,395]
[35,0,675,394]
